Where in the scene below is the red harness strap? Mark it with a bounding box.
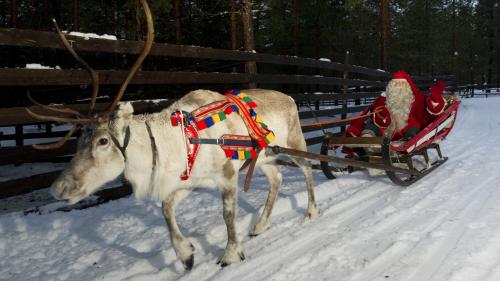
[171,90,275,181]
[171,111,201,180]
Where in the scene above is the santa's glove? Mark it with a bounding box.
[427,80,447,115]
[346,124,362,137]
[373,106,391,128]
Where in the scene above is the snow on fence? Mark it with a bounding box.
[0,27,454,202]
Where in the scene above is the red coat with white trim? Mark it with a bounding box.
[346,71,446,140]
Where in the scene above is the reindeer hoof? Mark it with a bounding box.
[183,254,194,271]
[306,205,320,220]
[249,222,271,236]
[177,241,195,271]
[217,249,245,267]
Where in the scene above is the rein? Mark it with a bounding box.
[301,107,384,128]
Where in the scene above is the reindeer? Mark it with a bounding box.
[28,0,319,270]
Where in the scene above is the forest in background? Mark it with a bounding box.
[0,0,499,85]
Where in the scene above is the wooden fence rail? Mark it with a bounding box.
[0,28,390,78]
[0,69,387,87]
[0,27,455,200]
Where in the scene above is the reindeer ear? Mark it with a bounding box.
[111,102,134,132]
[115,102,134,119]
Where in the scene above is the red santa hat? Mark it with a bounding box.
[391,70,419,97]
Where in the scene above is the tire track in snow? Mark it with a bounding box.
[197,183,400,281]
[401,176,498,281]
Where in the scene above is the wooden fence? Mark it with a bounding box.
[0,27,455,201]
[454,83,500,98]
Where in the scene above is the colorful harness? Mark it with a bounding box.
[170,89,275,180]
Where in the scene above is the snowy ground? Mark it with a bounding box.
[1,97,500,281]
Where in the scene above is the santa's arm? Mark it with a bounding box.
[346,95,390,137]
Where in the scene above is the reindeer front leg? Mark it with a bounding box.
[217,172,245,266]
[162,189,195,270]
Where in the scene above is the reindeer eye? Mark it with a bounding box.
[98,138,109,146]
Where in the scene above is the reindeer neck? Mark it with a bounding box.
[123,112,188,199]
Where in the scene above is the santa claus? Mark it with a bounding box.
[346,70,447,141]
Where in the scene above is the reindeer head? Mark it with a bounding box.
[27,0,154,204]
[51,103,135,203]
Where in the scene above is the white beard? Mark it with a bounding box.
[384,79,414,138]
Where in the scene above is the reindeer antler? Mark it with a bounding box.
[26,0,155,150]
[31,126,79,150]
[103,0,154,117]
[52,19,100,115]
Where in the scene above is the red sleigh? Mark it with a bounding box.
[315,95,461,186]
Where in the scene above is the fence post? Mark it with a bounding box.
[355,86,361,105]
[15,125,23,146]
[341,51,350,132]
[241,0,257,89]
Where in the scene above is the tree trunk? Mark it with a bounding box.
[240,0,257,88]
[451,0,456,56]
[1,0,8,26]
[174,0,182,44]
[135,0,142,40]
[42,0,49,30]
[314,2,321,59]
[497,5,500,87]
[10,0,17,27]
[379,0,389,70]
[72,0,79,31]
[50,0,60,24]
[229,0,238,50]
[487,5,494,84]
[293,0,300,56]
[424,0,431,74]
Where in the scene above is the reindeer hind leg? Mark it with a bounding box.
[249,164,282,236]
[287,124,319,219]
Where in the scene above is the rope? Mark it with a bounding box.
[303,94,326,134]
[301,107,384,128]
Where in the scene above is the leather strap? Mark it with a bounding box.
[109,126,131,160]
[243,148,261,192]
[145,122,157,169]
[190,138,258,147]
